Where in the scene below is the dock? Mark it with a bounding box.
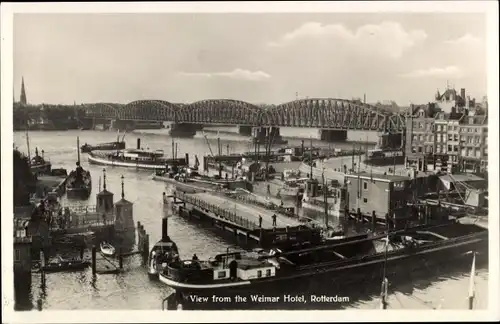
[170,190,320,249]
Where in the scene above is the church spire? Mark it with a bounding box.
[20,77,27,105]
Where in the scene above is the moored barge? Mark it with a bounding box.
[159,221,487,308]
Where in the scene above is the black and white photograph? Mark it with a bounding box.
[2,1,498,322]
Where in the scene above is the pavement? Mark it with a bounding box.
[191,192,301,229]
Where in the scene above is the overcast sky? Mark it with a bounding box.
[13,13,487,106]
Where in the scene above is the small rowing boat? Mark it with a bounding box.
[100,241,116,257]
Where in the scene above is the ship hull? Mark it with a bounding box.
[81,142,126,153]
[88,154,167,170]
[160,232,487,309]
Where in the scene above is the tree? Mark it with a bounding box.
[13,149,37,206]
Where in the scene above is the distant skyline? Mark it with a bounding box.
[14,13,487,106]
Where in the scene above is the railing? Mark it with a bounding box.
[62,204,98,214]
[223,191,299,220]
[174,191,258,230]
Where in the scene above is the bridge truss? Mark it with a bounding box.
[77,98,407,132]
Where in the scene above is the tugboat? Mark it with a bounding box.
[24,128,52,175]
[159,221,487,308]
[30,147,52,175]
[66,137,92,200]
[148,205,180,280]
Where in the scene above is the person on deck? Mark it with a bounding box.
[258,215,263,228]
[272,214,277,227]
[192,254,199,261]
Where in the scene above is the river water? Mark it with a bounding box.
[12,130,488,311]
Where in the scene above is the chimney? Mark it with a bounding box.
[363,93,366,104]
[460,88,466,100]
[137,138,141,150]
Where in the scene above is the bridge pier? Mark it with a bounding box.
[169,123,201,138]
[238,125,253,136]
[111,119,136,132]
[319,129,347,142]
[252,127,287,145]
[378,132,403,149]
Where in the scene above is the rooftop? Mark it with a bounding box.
[346,172,410,183]
[439,173,485,184]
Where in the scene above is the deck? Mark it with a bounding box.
[175,191,302,230]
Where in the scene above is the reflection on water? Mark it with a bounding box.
[12,130,488,311]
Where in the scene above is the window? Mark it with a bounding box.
[412,135,417,141]
[448,135,453,141]
[15,249,20,262]
[363,198,368,203]
[454,134,459,141]
[419,135,423,141]
[448,145,453,151]
[257,270,262,278]
[436,146,441,153]
[418,146,422,153]
[443,125,447,131]
[266,269,271,277]
[419,122,423,129]
[474,128,478,133]
[363,181,368,190]
[218,271,226,279]
[437,125,442,131]
[454,146,458,152]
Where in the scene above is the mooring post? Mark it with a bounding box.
[119,248,123,269]
[91,246,97,276]
[143,234,150,264]
[372,210,376,232]
[39,249,46,285]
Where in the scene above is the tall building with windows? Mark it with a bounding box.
[405,86,488,173]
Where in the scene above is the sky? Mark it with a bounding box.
[13,13,487,106]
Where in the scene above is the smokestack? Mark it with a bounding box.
[162,215,169,240]
[363,93,366,104]
[461,88,466,100]
[185,153,189,166]
[137,138,141,150]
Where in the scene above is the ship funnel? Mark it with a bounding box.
[137,138,141,150]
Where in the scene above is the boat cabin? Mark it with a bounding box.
[117,149,165,161]
[165,250,277,285]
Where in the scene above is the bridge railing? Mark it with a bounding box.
[174,191,258,230]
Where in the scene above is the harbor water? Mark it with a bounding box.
[13,130,488,310]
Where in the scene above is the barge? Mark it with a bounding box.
[159,221,487,308]
[81,141,125,153]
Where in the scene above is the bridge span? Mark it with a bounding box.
[80,98,406,132]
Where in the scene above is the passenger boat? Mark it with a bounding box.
[100,241,116,257]
[89,149,187,170]
[66,137,92,200]
[25,126,51,175]
[88,138,187,170]
[41,256,91,273]
[159,222,487,308]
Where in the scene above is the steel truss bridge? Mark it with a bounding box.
[80,98,406,132]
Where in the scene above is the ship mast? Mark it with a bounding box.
[468,251,476,309]
[77,136,81,164]
[309,137,313,179]
[25,125,31,164]
[322,168,328,229]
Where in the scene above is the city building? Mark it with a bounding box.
[14,217,33,293]
[405,86,488,174]
[345,172,413,223]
